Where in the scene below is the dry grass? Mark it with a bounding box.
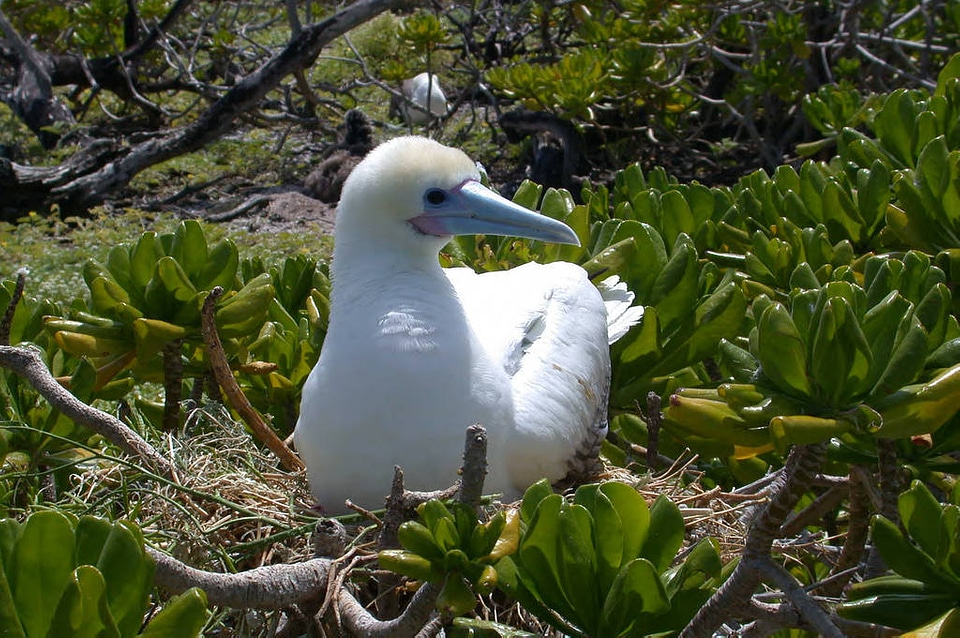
[61,402,762,635]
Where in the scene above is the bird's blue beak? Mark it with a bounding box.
[409,179,581,246]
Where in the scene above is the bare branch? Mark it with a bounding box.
[201,287,304,472]
[0,344,178,480]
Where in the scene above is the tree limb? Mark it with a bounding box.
[0,344,178,480]
[679,443,833,637]
[0,0,409,216]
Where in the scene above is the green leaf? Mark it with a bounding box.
[170,220,209,283]
[11,511,77,638]
[196,239,240,291]
[130,232,163,291]
[512,181,542,210]
[494,557,582,636]
[755,302,812,398]
[871,516,960,589]
[650,239,698,332]
[47,565,119,638]
[600,558,670,636]
[0,521,24,637]
[599,482,650,564]
[518,494,576,623]
[556,504,599,631]
[574,487,622,593]
[399,521,444,562]
[132,319,189,362]
[88,520,153,638]
[660,191,695,247]
[899,481,950,564]
[520,479,554,524]
[379,550,444,582]
[639,496,684,573]
[663,537,722,598]
[876,90,918,167]
[138,588,208,638]
[870,314,927,398]
[838,587,958,631]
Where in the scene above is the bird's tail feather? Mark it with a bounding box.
[597,275,644,345]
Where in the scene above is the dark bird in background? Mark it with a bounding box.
[304,109,375,203]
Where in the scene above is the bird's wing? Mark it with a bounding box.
[445,262,611,488]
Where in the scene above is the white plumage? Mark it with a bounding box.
[399,73,447,125]
[294,136,640,513]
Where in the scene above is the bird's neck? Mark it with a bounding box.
[329,233,453,306]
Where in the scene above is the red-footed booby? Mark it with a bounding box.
[398,73,447,125]
[295,136,638,513]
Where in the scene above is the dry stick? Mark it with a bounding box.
[0,344,178,481]
[756,560,844,637]
[458,423,488,508]
[161,338,184,431]
[679,443,837,638]
[200,287,304,472]
[779,481,847,537]
[644,391,662,470]
[821,465,873,597]
[150,548,331,608]
[865,438,900,578]
[0,270,25,345]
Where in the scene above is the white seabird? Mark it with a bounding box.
[294,136,639,513]
[398,72,447,125]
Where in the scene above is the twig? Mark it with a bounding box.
[161,338,184,431]
[865,438,900,578]
[0,344,178,480]
[205,194,271,222]
[200,287,304,471]
[779,482,847,537]
[0,269,26,345]
[644,391,662,469]
[822,466,873,596]
[338,580,442,637]
[757,561,844,638]
[679,443,832,637]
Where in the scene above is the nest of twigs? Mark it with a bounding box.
[66,401,767,635]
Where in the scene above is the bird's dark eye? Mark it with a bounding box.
[425,188,447,206]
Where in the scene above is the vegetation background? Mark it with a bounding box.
[2,0,960,636]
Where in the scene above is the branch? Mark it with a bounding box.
[56,0,411,210]
[0,7,76,147]
[0,344,178,480]
[457,423,488,508]
[679,443,832,637]
[821,465,873,597]
[201,287,303,472]
[150,547,331,608]
[0,269,25,345]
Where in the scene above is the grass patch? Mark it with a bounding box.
[0,207,333,303]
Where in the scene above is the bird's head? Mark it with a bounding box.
[335,136,579,256]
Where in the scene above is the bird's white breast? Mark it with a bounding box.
[295,271,514,511]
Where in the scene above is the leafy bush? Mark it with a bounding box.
[838,481,960,634]
[495,479,722,637]
[0,510,208,637]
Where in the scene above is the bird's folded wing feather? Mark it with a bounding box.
[444,262,613,486]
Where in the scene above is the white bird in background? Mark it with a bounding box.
[398,73,447,125]
[294,136,642,513]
